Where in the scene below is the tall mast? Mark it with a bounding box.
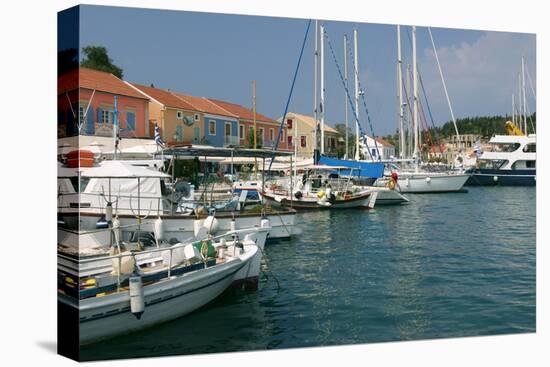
[406,63,412,159]
[320,24,325,155]
[512,94,515,126]
[313,20,319,158]
[344,34,349,159]
[518,73,522,130]
[353,28,360,160]
[522,56,527,135]
[412,26,419,161]
[253,80,257,149]
[397,25,405,159]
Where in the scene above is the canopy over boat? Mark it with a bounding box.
[318,156,384,178]
[161,145,293,159]
[58,160,170,179]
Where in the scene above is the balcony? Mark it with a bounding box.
[223,135,240,147]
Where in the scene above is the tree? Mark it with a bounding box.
[80,46,123,79]
[333,123,355,158]
[58,48,78,74]
[246,129,263,149]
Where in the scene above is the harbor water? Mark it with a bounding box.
[80,186,536,360]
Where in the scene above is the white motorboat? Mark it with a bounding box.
[58,226,268,345]
[466,132,536,186]
[57,157,299,242]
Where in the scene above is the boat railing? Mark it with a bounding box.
[59,226,265,297]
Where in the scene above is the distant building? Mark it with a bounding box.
[282,112,340,158]
[361,135,395,160]
[58,67,150,138]
[128,83,204,145]
[170,92,240,148]
[442,134,481,162]
[208,99,290,151]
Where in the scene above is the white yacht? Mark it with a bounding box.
[466,134,536,186]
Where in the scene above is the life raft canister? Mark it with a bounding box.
[66,149,95,168]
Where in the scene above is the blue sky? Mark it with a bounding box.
[79,5,536,136]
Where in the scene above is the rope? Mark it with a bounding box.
[342,32,382,159]
[269,19,312,171]
[417,69,444,155]
[323,28,375,161]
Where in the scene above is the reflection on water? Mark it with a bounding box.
[81,187,536,361]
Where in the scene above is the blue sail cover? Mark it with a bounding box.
[318,156,384,179]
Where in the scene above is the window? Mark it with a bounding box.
[97,107,112,124]
[280,129,285,142]
[523,143,536,153]
[258,128,264,143]
[286,119,293,129]
[176,111,183,120]
[300,135,307,148]
[225,122,232,136]
[239,124,245,139]
[269,128,274,141]
[194,113,200,121]
[209,120,216,135]
[287,136,293,147]
[126,111,136,131]
[78,105,85,126]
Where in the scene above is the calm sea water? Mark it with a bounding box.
[81,186,536,361]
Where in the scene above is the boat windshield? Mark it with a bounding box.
[68,177,90,192]
[511,160,536,170]
[491,143,520,152]
[523,143,536,153]
[478,159,508,169]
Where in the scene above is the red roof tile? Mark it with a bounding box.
[207,98,276,124]
[170,92,238,118]
[375,137,394,147]
[130,83,195,110]
[58,67,148,100]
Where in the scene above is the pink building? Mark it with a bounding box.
[58,67,150,138]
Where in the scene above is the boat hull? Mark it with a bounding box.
[396,174,470,193]
[261,192,371,210]
[66,211,297,242]
[61,254,251,345]
[369,187,409,205]
[465,169,536,186]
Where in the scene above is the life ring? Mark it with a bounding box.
[387,179,396,190]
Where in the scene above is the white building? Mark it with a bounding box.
[360,135,395,161]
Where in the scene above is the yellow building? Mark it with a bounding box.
[129,83,204,145]
[283,112,340,158]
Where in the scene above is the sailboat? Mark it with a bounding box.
[380,25,470,193]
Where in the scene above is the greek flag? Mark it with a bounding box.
[154,125,165,147]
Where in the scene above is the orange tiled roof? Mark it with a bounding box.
[130,83,195,110]
[170,92,238,118]
[286,112,339,134]
[207,98,276,124]
[58,67,148,100]
[375,137,394,147]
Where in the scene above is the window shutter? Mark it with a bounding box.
[97,108,103,124]
[86,107,95,135]
[127,112,135,131]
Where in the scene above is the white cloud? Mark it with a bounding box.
[418,31,536,123]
